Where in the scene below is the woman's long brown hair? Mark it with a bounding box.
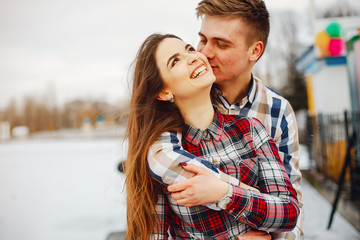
[125,34,185,239]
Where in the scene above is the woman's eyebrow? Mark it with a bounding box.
[167,44,193,67]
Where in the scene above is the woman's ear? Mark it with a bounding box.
[156,89,173,102]
[249,41,264,62]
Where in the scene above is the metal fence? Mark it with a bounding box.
[351,112,360,201]
[306,111,360,203]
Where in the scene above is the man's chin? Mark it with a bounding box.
[212,69,225,82]
[214,76,227,83]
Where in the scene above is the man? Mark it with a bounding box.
[195,1,303,239]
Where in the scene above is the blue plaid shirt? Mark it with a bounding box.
[215,76,303,240]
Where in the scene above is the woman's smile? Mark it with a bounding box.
[190,64,208,79]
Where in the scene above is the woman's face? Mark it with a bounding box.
[155,38,215,101]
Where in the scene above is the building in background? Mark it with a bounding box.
[297,16,360,115]
[296,16,360,230]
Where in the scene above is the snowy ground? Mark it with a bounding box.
[302,179,359,239]
[0,137,127,240]
[299,145,360,240]
[0,138,359,240]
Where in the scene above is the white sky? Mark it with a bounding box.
[0,0,353,108]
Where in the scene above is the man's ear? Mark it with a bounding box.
[249,41,264,62]
[156,89,173,102]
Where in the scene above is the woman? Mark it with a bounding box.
[125,34,299,239]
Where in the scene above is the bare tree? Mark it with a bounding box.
[1,94,129,133]
[266,10,308,112]
[4,99,22,129]
[319,0,360,18]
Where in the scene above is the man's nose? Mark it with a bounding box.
[199,43,214,59]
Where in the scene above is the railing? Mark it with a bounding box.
[305,111,360,203]
[351,111,360,201]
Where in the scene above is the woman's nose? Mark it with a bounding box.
[187,53,198,64]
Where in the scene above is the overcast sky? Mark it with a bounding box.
[0,0,352,108]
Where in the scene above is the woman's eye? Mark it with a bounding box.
[188,47,196,53]
[171,58,179,67]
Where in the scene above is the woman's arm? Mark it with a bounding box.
[225,137,299,232]
[233,118,299,232]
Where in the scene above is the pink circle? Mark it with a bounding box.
[329,38,345,56]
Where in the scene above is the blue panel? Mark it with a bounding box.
[325,56,347,66]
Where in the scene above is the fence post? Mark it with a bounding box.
[327,111,355,229]
[349,111,359,201]
[318,113,327,175]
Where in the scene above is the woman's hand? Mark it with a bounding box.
[167,163,228,207]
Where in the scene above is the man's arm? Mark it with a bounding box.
[148,131,239,186]
[273,101,304,239]
[276,101,302,194]
[154,119,299,232]
[148,131,248,211]
[166,135,299,232]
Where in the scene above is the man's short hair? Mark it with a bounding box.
[196,0,270,49]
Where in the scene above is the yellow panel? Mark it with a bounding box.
[306,75,316,116]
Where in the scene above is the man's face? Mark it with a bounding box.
[197,15,253,83]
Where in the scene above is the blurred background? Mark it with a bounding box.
[1,0,360,239]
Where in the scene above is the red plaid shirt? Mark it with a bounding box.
[151,110,299,239]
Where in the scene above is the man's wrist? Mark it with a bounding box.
[217,184,232,210]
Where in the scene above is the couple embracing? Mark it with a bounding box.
[125,0,304,239]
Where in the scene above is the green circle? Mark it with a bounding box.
[326,22,342,37]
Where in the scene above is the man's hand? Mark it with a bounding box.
[167,163,228,207]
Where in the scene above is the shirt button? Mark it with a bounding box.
[213,159,218,164]
[206,141,211,146]
[202,132,207,138]
[229,210,233,214]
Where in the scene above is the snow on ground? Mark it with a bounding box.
[0,138,127,240]
[302,179,360,239]
[299,144,360,239]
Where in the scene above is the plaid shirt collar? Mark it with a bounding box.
[183,109,224,145]
[248,74,256,103]
[216,74,257,107]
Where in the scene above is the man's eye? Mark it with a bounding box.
[217,43,228,49]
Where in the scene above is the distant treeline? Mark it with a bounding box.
[0,97,129,133]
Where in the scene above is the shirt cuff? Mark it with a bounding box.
[225,184,250,217]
